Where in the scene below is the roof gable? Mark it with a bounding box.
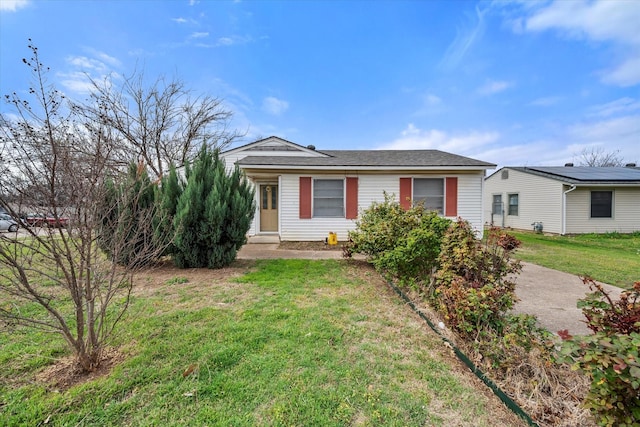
[222,136,328,158]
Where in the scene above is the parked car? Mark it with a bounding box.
[22,213,70,228]
[0,213,19,232]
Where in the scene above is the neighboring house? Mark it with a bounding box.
[484,165,640,235]
[221,136,495,241]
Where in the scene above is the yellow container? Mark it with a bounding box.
[327,232,338,245]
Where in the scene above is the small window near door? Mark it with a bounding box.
[492,194,502,215]
[313,179,344,217]
[508,193,519,216]
[591,191,613,218]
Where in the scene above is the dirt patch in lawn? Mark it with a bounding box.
[278,240,344,251]
[35,347,125,392]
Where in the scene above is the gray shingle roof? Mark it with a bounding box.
[508,166,640,184]
[238,150,495,169]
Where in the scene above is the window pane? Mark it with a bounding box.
[413,178,444,213]
[508,194,518,216]
[313,179,344,217]
[591,191,612,218]
[262,187,268,210]
[271,185,277,209]
[492,195,502,215]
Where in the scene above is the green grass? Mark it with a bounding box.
[0,259,521,426]
[508,231,640,288]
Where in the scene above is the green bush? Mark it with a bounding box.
[431,223,521,337]
[172,146,255,269]
[98,162,158,268]
[345,193,451,286]
[154,165,183,257]
[558,280,640,427]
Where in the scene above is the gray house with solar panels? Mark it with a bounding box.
[484,165,640,235]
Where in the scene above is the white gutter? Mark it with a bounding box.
[562,185,577,235]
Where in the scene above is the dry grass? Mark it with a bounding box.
[399,288,594,427]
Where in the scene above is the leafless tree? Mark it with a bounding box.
[0,41,168,372]
[576,146,624,167]
[80,71,241,179]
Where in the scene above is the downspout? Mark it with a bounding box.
[562,185,577,235]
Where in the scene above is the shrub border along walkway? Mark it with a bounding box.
[385,279,539,427]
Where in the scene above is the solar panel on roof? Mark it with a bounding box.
[528,167,640,181]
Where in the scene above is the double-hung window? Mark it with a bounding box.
[313,179,344,217]
[508,193,519,216]
[492,194,503,215]
[413,178,444,213]
[591,191,613,218]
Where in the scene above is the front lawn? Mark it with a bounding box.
[508,231,640,288]
[0,259,524,426]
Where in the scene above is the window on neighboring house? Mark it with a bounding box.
[508,193,519,216]
[413,178,444,213]
[313,179,344,217]
[492,194,503,215]
[591,191,613,218]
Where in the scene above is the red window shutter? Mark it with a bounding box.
[399,178,412,210]
[346,177,358,219]
[299,177,312,219]
[445,177,458,217]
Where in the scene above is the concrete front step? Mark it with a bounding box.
[247,235,281,244]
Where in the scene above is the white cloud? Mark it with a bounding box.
[172,17,187,24]
[528,96,562,107]
[66,56,108,73]
[57,71,97,94]
[424,93,442,106]
[567,114,640,147]
[439,5,488,70]
[59,51,121,95]
[215,35,252,47]
[262,97,289,116]
[378,123,500,154]
[190,32,209,39]
[520,0,640,86]
[587,97,640,117]
[477,80,514,96]
[525,1,640,45]
[482,113,640,169]
[0,0,28,12]
[600,55,640,87]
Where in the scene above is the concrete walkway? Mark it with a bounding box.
[237,244,625,335]
[513,262,622,335]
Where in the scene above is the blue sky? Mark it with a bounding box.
[1,0,639,170]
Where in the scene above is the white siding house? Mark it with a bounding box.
[484,166,640,234]
[222,136,495,241]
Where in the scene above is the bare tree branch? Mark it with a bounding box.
[576,146,624,167]
[79,71,241,179]
[0,41,170,372]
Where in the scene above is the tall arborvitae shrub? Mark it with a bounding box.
[173,146,255,269]
[98,162,157,268]
[154,165,183,256]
